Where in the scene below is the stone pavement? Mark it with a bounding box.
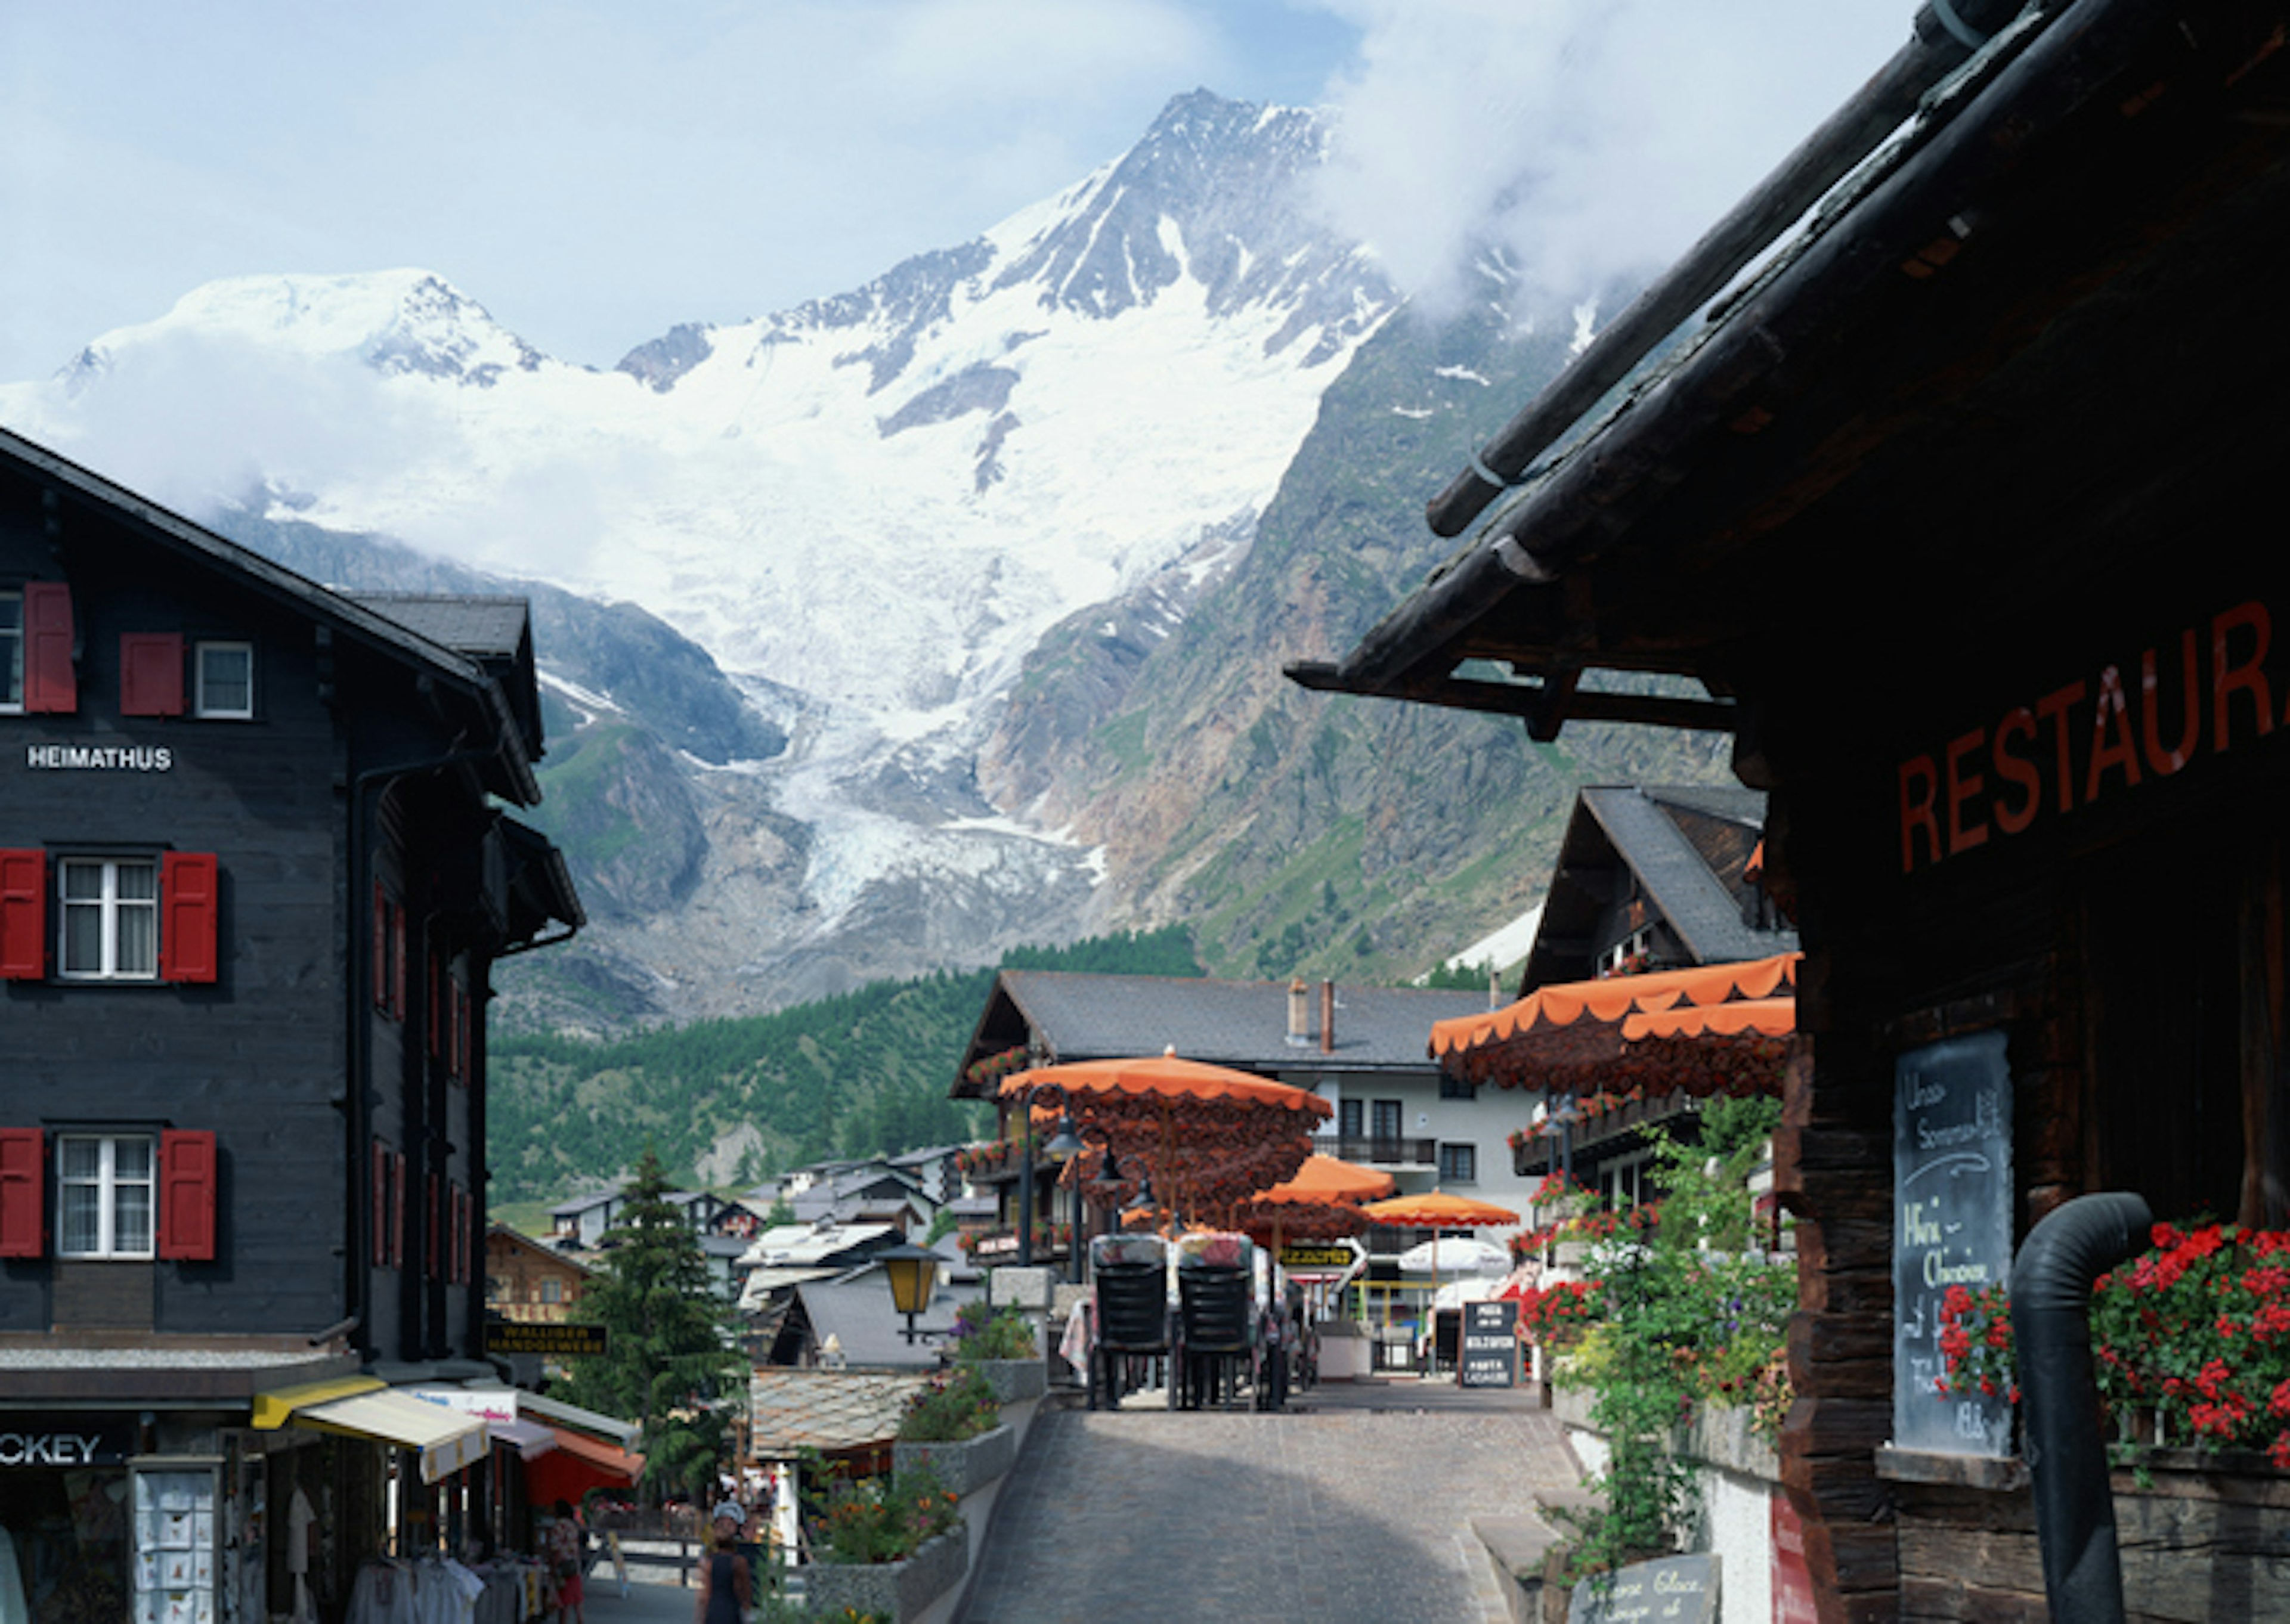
[957,1378,1582,1624]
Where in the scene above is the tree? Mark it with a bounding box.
[557,1146,745,1505]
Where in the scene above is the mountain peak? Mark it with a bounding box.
[69,269,546,389]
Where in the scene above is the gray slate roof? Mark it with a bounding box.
[348,593,533,659]
[997,972,1494,1073]
[1580,786,1791,965]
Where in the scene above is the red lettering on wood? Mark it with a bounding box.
[2035,681,2086,816]
[1945,729,1988,855]
[1900,755,1942,874]
[2141,630,2201,776]
[2212,601,2273,752]
[2086,664,2143,800]
[1992,708,2041,835]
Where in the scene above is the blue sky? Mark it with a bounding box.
[0,1,1910,382]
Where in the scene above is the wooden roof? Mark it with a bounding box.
[1288,0,2290,749]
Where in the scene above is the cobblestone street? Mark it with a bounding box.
[958,1382,1580,1623]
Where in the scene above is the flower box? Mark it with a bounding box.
[804,1527,969,1623]
[966,1356,1047,1405]
[893,1422,1015,1499]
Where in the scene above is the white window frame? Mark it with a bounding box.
[57,1132,156,1259]
[58,856,160,981]
[194,640,255,719]
[0,590,20,714]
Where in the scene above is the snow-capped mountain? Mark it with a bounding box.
[0,91,1413,1022]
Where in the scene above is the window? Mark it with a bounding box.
[540,1277,564,1304]
[58,1134,154,1259]
[1371,1099,1403,1143]
[1439,1142,1478,1184]
[0,592,19,712]
[1439,1074,1478,1100]
[1339,1098,1362,1140]
[60,857,157,980]
[194,641,253,718]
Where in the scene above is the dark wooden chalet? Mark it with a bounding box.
[1292,0,2290,1616]
[1508,786,1796,1202]
[0,427,581,1619]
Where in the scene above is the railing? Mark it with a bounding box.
[1326,1136,1438,1167]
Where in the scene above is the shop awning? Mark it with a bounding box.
[261,1387,490,1484]
[250,1375,385,1430]
[1430,952,1800,1096]
[524,1426,646,1506]
[518,1390,640,1448]
[487,1417,560,1460]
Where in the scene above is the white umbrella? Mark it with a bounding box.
[1396,1236,1512,1276]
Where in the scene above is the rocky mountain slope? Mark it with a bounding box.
[0,92,1732,1030]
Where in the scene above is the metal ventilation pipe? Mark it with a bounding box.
[2012,1191,2152,1624]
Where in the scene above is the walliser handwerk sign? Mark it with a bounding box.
[483,1322,609,1358]
[1897,598,2282,873]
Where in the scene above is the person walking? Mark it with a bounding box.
[692,1505,751,1624]
[547,1499,587,1624]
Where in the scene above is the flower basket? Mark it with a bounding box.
[893,1422,1016,1499]
[804,1527,969,1623]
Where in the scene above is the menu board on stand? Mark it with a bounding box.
[1892,1030,2014,1456]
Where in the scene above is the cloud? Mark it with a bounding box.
[1305,0,1912,318]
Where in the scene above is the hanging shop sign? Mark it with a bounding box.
[483,1322,609,1359]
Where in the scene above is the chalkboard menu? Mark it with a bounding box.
[1892,1030,2014,1455]
[1460,1299,1518,1388]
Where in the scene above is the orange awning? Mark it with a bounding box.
[523,1425,645,1506]
[1621,997,1796,1042]
[1431,953,1800,1059]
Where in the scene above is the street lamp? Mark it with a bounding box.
[1014,1081,1085,1266]
[878,1239,941,1344]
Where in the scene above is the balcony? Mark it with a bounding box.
[1326,1136,1438,1168]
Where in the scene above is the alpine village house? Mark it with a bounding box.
[0,427,583,1623]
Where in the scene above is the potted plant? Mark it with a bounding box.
[950,1301,1047,1404]
[802,1462,968,1623]
[892,1366,1013,1498]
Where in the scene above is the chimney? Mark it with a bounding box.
[1286,980,1311,1048]
[1320,980,1335,1055]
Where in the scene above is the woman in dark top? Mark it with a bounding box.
[693,1508,751,1624]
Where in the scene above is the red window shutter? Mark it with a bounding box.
[159,851,219,984]
[0,1129,43,1259]
[157,1130,218,1260]
[0,850,45,981]
[23,582,76,714]
[119,633,185,717]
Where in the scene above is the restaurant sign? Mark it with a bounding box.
[484,1322,609,1359]
[1898,598,2283,874]
[1459,1299,1519,1389]
[1277,1243,1358,1272]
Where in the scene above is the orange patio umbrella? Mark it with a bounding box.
[1239,1152,1394,1253]
[1000,1053,1331,1226]
[1360,1191,1521,1229]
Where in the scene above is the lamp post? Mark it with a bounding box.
[878,1239,942,1345]
[1013,1082,1085,1267]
